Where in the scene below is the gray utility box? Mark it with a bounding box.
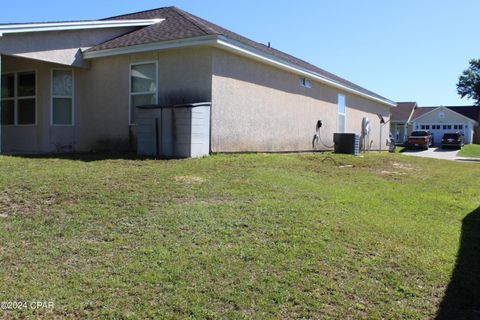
[136,102,211,158]
[333,133,360,156]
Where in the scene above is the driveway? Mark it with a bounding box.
[401,147,459,161]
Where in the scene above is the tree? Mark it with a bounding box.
[457,59,480,106]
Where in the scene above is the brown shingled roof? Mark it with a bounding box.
[411,107,434,120]
[84,6,392,103]
[391,102,416,122]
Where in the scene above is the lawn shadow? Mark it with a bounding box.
[436,207,480,319]
[3,152,166,163]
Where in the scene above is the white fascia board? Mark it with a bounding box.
[82,34,396,107]
[215,36,396,107]
[0,19,163,36]
[82,35,219,59]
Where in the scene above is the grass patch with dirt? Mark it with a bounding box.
[0,152,479,319]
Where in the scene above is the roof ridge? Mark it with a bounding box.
[102,6,175,20]
[170,7,217,35]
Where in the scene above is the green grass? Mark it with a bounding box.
[0,152,479,319]
[458,144,480,158]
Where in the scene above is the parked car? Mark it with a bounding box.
[441,132,464,149]
[406,130,433,150]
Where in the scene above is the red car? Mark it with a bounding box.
[406,130,434,150]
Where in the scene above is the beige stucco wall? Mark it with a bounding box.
[2,47,213,153]
[75,47,213,151]
[2,46,392,154]
[211,48,390,152]
[1,55,78,153]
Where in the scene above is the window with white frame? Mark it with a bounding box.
[337,94,346,133]
[1,71,36,125]
[130,62,157,124]
[52,69,73,125]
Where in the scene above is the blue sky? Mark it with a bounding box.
[1,0,479,106]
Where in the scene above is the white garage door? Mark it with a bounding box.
[418,123,466,145]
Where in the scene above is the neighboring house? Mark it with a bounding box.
[390,102,417,144]
[0,7,395,154]
[411,106,480,144]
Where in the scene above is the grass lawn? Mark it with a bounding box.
[458,144,480,158]
[0,152,479,319]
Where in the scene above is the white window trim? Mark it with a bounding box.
[0,70,37,127]
[129,60,158,125]
[50,68,75,126]
[337,94,346,133]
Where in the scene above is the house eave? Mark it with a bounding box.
[215,36,396,107]
[0,19,163,36]
[82,35,219,59]
[83,35,396,107]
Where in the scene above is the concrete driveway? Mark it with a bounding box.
[401,147,459,161]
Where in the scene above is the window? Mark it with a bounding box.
[337,94,346,133]
[130,62,157,124]
[438,112,445,119]
[454,125,458,130]
[1,71,36,125]
[51,70,74,125]
[300,77,312,88]
[459,125,463,130]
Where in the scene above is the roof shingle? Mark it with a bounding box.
[391,102,417,122]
